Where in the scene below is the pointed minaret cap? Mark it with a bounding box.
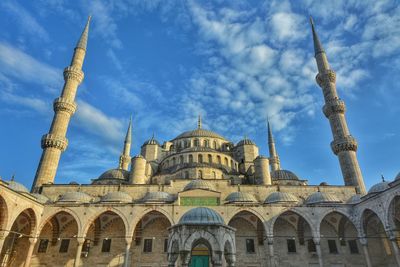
[76,15,91,50]
[125,116,132,144]
[267,119,274,144]
[197,114,202,129]
[309,16,325,56]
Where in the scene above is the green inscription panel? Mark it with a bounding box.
[180,197,219,206]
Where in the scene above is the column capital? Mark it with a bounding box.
[124,236,133,246]
[29,237,38,244]
[76,237,85,245]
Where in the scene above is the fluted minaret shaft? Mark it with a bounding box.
[310,18,366,194]
[267,120,280,172]
[119,118,132,170]
[32,17,91,192]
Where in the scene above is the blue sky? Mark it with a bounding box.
[0,0,399,190]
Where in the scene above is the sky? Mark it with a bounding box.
[0,0,399,191]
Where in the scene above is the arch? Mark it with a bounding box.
[268,208,315,235]
[189,154,193,164]
[0,195,9,233]
[179,155,184,164]
[226,208,266,229]
[82,208,129,238]
[38,208,82,236]
[386,193,400,231]
[208,154,213,163]
[316,209,358,234]
[198,170,203,179]
[217,155,222,165]
[198,154,203,163]
[183,230,221,252]
[130,208,174,237]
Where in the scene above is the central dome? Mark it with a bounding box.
[174,128,226,140]
[183,179,216,191]
[179,207,224,225]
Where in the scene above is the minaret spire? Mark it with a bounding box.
[267,119,280,171]
[310,18,366,194]
[32,17,91,193]
[119,117,132,170]
[198,114,202,129]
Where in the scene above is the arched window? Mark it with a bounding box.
[172,157,176,165]
[224,157,229,166]
[230,160,233,168]
[179,155,184,164]
[189,155,193,163]
[208,154,212,163]
[198,154,203,163]
[213,140,217,149]
[204,140,209,147]
[198,170,203,179]
[217,155,221,164]
[194,139,199,147]
[184,171,189,179]
[212,171,216,179]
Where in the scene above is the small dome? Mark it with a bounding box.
[142,191,174,203]
[255,155,268,160]
[142,137,160,146]
[271,170,299,180]
[368,181,390,194]
[7,181,29,193]
[347,194,362,204]
[58,192,93,203]
[32,193,50,204]
[305,191,341,205]
[98,169,129,180]
[183,180,216,191]
[237,138,255,146]
[179,207,224,225]
[101,191,132,203]
[264,191,299,204]
[225,192,257,203]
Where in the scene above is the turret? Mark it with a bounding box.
[267,120,281,172]
[310,18,366,194]
[119,117,132,170]
[32,16,91,192]
[129,155,147,184]
[254,156,271,185]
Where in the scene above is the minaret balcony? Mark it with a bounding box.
[63,66,84,83]
[330,135,358,155]
[53,97,77,115]
[41,134,68,151]
[316,69,336,88]
[322,99,346,118]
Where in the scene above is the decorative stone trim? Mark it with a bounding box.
[323,98,346,117]
[41,134,68,151]
[63,66,84,84]
[316,69,336,88]
[53,97,77,115]
[330,135,358,155]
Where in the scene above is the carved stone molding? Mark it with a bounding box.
[330,135,358,155]
[316,69,336,88]
[41,134,68,151]
[53,97,77,115]
[63,66,84,84]
[323,98,346,117]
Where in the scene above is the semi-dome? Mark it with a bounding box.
[174,128,226,140]
[347,194,362,204]
[271,170,299,180]
[58,191,93,203]
[368,181,390,194]
[305,191,341,205]
[142,191,174,203]
[101,191,132,203]
[98,169,129,180]
[237,138,255,146]
[7,180,29,193]
[225,192,257,203]
[32,193,50,204]
[183,179,216,191]
[264,191,299,204]
[179,207,224,225]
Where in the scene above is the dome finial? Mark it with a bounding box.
[381,174,385,182]
[11,174,15,181]
[198,114,202,129]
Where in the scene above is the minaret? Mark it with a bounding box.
[310,18,366,194]
[31,17,91,192]
[267,120,281,172]
[198,114,202,129]
[119,117,132,170]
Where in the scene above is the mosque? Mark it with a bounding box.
[0,16,399,267]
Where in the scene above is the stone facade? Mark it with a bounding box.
[0,16,399,267]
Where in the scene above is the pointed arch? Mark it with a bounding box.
[38,208,82,236]
[0,195,9,233]
[82,207,129,237]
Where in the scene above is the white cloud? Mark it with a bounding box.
[270,12,305,43]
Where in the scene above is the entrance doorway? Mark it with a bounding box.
[190,244,210,267]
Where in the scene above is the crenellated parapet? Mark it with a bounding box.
[41,134,68,151]
[330,135,358,155]
[316,69,336,88]
[63,66,84,84]
[322,98,346,118]
[53,97,77,115]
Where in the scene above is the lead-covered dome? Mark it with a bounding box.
[179,207,224,225]
[32,193,50,204]
[101,191,132,203]
[98,169,129,180]
[7,180,29,193]
[183,179,216,191]
[271,170,299,180]
[142,191,174,203]
[142,137,160,146]
[58,191,93,203]
[305,191,341,205]
[368,181,390,194]
[174,129,226,140]
[237,138,255,146]
[264,191,299,204]
[347,194,362,204]
[225,192,257,203]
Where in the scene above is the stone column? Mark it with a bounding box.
[389,234,400,267]
[359,237,372,267]
[24,237,38,267]
[313,237,323,267]
[267,236,275,267]
[0,231,5,257]
[123,237,132,267]
[180,250,190,267]
[73,237,85,267]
